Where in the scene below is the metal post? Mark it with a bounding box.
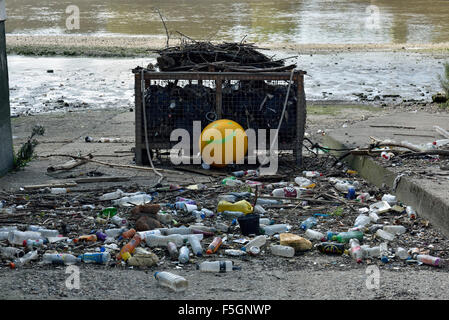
[0,0,13,176]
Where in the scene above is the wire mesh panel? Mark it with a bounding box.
[133,69,306,166]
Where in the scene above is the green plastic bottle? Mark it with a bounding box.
[332,231,363,243]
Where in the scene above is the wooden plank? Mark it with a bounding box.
[23,182,77,190]
[74,177,131,184]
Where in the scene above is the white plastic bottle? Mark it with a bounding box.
[304,229,325,241]
[42,253,80,265]
[187,235,203,256]
[154,272,188,292]
[261,224,289,236]
[197,261,238,272]
[178,246,190,263]
[137,229,162,241]
[376,229,395,241]
[241,235,267,252]
[383,225,406,235]
[349,238,364,263]
[8,230,43,245]
[270,245,295,258]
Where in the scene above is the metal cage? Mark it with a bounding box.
[133,68,307,166]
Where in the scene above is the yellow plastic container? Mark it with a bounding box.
[217,200,253,214]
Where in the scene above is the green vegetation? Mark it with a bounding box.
[12,125,45,170]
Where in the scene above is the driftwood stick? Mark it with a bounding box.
[369,136,422,152]
[47,159,87,172]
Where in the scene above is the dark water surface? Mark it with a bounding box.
[5,0,449,44]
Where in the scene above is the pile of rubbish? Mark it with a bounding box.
[155,41,296,72]
[0,166,447,292]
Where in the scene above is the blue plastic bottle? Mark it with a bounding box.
[300,217,317,230]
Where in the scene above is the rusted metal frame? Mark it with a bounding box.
[295,73,306,167]
[135,72,143,165]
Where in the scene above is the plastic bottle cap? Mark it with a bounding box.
[22,240,27,246]
[154,272,159,279]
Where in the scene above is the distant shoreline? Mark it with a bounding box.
[6,34,449,57]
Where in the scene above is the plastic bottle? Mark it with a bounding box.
[175,197,197,205]
[221,211,245,219]
[416,254,441,267]
[295,177,313,188]
[215,222,229,233]
[42,253,80,265]
[356,193,370,203]
[14,250,38,267]
[383,225,406,235]
[224,249,247,256]
[154,272,188,292]
[74,234,97,243]
[376,229,395,241]
[332,231,363,243]
[99,189,124,201]
[335,182,354,193]
[79,252,111,264]
[406,206,417,220]
[117,234,142,261]
[361,245,380,258]
[303,171,322,178]
[354,214,371,228]
[396,247,409,260]
[379,242,389,263]
[0,247,25,259]
[300,217,317,230]
[122,228,136,239]
[23,239,47,248]
[167,241,179,260]
[381,194,397,205]
[315,242,345,255]
[206,237,222,254]
[256,199,283,205]
[105,227,127,238]
[0,231,10,241]
[27,226,60,238]
[51,188,68,194]
[187,235,203,256]
[112,194,152,207]
[349,239,363,263]
[325,231,339,241]
[259,218,273,226]
[8,230,44,245]
[261,224,289,236]
[369,211,380,223]
[178,246,190,263]
[272,187,301,198]
[146,234,185,247]
[217,200,253,214]
[241,235,266,252]
[197,261,240,272]
[100,207,118,218]
[137,229,162,241]
[223,178,244,186]
[304,229,325,241]
[188,225,216,233]
[163,226,192,235]
[270,245,295,257]
[111,215,128,227]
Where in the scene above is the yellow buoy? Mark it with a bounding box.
[199,119,248,167]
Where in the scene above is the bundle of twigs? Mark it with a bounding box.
[155,39,296,72]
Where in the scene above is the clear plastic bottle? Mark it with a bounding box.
[27,226,60,238]
[379,242,389,263]
[416,254,441,267]
[224,249,247,256]
[295,177,313,188]
[163,226,192,235]
[8,230,43,245]
[79,252,111,264]
[349,239,363,263]
[361,245,380,258]
[146,234,185,248]
[406,206,417,219]
[221,211,245,219]
[303,171,322,178]
[383,225,406,235]
[154,272,188,292]
[111,215,128,227]
[137,229,162,241]
[272,187,301,198]
[112,194,152,207]
[300,217,317,230]
[304,229,325,241]
[381,194,397,205]
[197,261,240,272]
[0,247,25,259]
[0,231,10,241]
[167,241,179,260]
[42,253,81,265]
[376,229,395,241]
[188,225,216,233]
[23,239,47,248]
[241,235,267,252]
[261,224,289,236]
[14,250,38,266]
[369,211,380,223]
[396,247,409,260]
[270,245,295,257]
[51,188,68,194]
[99,189,124,201]
[105,227,127,238]
[178,246,190,263]
[187,235,203,256]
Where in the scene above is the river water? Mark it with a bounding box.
[6,0,449,44]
